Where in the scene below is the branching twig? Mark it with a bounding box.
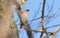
[46,24,60,29]
[40,0,46,38]
[29,2,41,25]
[52,26,60,38]
[28,15,56,22]
[45,9,60,25]
[42,26,60,38]
[46,0,55,18]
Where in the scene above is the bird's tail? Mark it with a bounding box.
[20,23,24,30]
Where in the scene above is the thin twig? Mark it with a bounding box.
[45,9,60,25]
[46,24,60,29]
[29,2,41,25]
[52,26,60,38]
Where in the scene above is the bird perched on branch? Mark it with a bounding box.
[20,9,29,30]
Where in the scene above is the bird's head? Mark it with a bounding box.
[24,9,29,13]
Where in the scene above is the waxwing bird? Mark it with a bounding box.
[20,9,29,30]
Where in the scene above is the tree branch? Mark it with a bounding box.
[40,0,46,38]
[52,26,60,38]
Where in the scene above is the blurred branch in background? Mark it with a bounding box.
[18,0,27,6]
[45,8,60,25]
[46,0,55,17]
[46,24,60,29]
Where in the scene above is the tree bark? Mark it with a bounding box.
[0,0,18,38]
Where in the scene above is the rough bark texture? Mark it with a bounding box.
[0,0,18,38]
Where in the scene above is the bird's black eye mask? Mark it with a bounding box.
[26,9,29,11]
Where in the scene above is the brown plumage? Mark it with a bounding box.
[20,9,29,29]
